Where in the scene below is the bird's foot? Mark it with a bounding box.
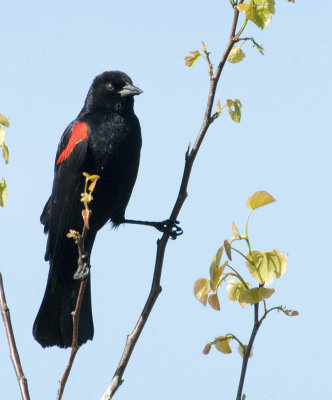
[74,252,91,280]
[124,218,183,239]
[152,219,183,240]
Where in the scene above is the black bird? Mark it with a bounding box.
[33,71,180,348]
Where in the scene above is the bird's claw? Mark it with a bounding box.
[156,219,183,240]
[74,252,91,280]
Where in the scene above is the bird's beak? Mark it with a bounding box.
[119,84,143,97]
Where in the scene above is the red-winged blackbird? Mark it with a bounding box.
[33,71,144,348]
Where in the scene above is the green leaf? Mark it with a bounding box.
[203,343,212,355]
[232,222,240,238]
[237,0,275,30]
[214,335,232,354]
[209,247,223,279]
[239,287,275,305]
[224,239,232,260]
[226,99,242,123]
[210,261,228,291]
[226,279,250,307]
[208,293,220,311]
[0,178,7,207]
[0,126,9,164]
[184,50,202,67]
[0,114,10,128]
[0,127,6,146]
[246,190,275,210]
[193,278,210,306]
[246,249,287,285]
[238,344,253,358]
[2,143,9,164]
[227,46,246,63]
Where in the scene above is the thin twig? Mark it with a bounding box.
[236,296,261,400]
[56,279,88,400]
[56,225,88,400]
[102,3,244,399]
[0,273,30,400]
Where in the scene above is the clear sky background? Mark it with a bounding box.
[1,1,330,399]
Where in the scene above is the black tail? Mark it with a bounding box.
[33,267,94,348]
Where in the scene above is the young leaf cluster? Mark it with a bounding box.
[236,0,275,30]
[184,0,293,127]
[203,333,253,358]
[194,191,298,357]
[67,172,100,241]
[0,114,10,207]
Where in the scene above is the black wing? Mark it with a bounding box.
[41,121,89,262]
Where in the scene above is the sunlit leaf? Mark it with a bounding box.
[214,335,232,354]
[238,344,253,358]
[237,0,275,30]
[228,46,246,63]
[246,249,287,285]
[0,128,6,146]
[208,293,220,311]
[209,247,223,279]
[226,99,242,123]
[224,239,232,260]
[0,178,7,207]
[0,114,10,127]
[184,50,202,67]
[2,143,9,164]
[226,279,250,307]
[226,279,240,304]
[246,190,276,210]
[239,287,275,305]
[232,222,240,238]
[210,261,228,291]
[203,343,212,355]
[194,278,210,306]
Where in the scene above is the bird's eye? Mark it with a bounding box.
[105,82,114,91]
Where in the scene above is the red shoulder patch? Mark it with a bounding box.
[56,122,88,164]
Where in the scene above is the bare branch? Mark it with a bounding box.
[236,301,261,400]
[57,222,89,399]
[102,3,244,399]
[0,273,30,400]
[56,278,88,400]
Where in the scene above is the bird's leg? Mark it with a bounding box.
[73,252,91,280]
[124,218,183,240]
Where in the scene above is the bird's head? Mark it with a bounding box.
[84,71,142,113]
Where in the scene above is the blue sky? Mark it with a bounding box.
[1,1,331,399]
